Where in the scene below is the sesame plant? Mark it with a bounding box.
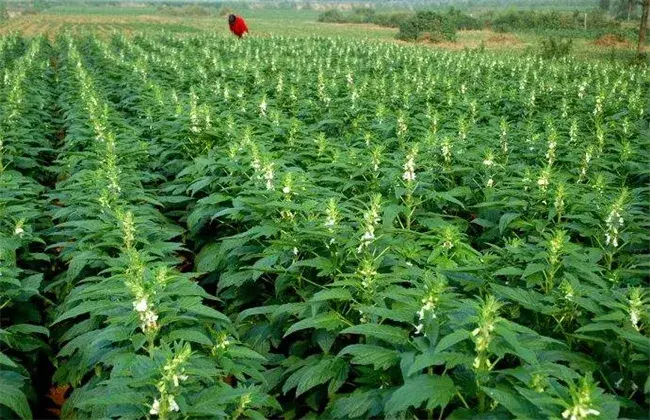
[0,36,53,419]
[0,32,648,419]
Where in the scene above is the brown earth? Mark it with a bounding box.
[486,33,521,46]
[593,33,633,48]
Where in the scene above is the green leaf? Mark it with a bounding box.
[408,352,471,376]
[493,267,523,277]
[186,304,231,324]
[0,379,31,419]
[434,329,470,353]
[283,357,348,397]
[495,323,537,365]
[385,375,455,413]
[330,390,381,418]
[339,344,400,370]
[491,284,550,313]
[310,288,352,303]
[522,263,546,278]
[284,312,345,337]
[52,301,114,325]
[481,386,540,418]
[227,346,267,361]
[0,352,18,368]
[168,329,213,346]
[340,324,409,345]
[499,212,520,234]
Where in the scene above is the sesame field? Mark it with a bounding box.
[1,30,649,419]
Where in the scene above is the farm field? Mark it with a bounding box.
[0,6,646,61]
[0,25,649,420]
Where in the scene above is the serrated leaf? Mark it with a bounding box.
[339,344,400,370]
[481,386,540,418]
[385,375,455,413]
[408,352,471,376]
[284,312,345,337]
[499,212,520,234]
[330,390,382,419]
[340,324,409,345]
[434,329,470,353]
[493,267,523,277]
[168,329,213,346]
[522,263,546,278]
[310,288,352,303]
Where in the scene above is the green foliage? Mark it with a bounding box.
[492,9,621,36]
[445,7,482,30]
[397,11,458,42]
[318,8,412,29]
[317,9,345,23]
[0,30,649,419]
[0,1,8,22]
[540,37,574,58]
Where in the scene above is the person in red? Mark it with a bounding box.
[228,14,249,38]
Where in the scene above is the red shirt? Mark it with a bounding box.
[229,16,248,37]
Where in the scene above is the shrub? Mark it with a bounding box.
[317,9,345,23]
[445,7,482,30]
[317,9,413,29]
[540,37,573,59]
[372,11,413,28]
[491,9,620,35]
[397,11,457,43]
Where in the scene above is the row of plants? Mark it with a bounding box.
[0,36,53,419]
[0,33,648,418]
[74,34,649,418]
[43,36,279,418]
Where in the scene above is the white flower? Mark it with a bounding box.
[282,186,291,194]
[14,226,24,236]
[402,157,416,182]
[133,297,148,313]
[149,399,160,415]
[361,231,375,242]
[140,310,158,332]
[402,170,416,182]
[168,395,180,412]
[630,309,640,329]
[262,163,274,190]
[415,323,424,335]
[292,247,298,256]
[172,374,189,387]
[537,177,549,188]
[561,407,600,420]
[482,159,493,167]
[324,217,336,228]
[486,178,494,188]
[216,336,230,350]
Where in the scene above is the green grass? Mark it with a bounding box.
[47,5,159,15]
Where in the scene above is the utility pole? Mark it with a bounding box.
[638,0,649,55]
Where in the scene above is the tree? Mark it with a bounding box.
[600,0,611,12]
[638,0,649,54]
[0,1,8,22]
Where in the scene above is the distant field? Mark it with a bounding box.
[0,5,645,60]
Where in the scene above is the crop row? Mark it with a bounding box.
[0,33,648,419]
[0,37,53,420]
[40,36,277,418]
[69,34,648,418]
